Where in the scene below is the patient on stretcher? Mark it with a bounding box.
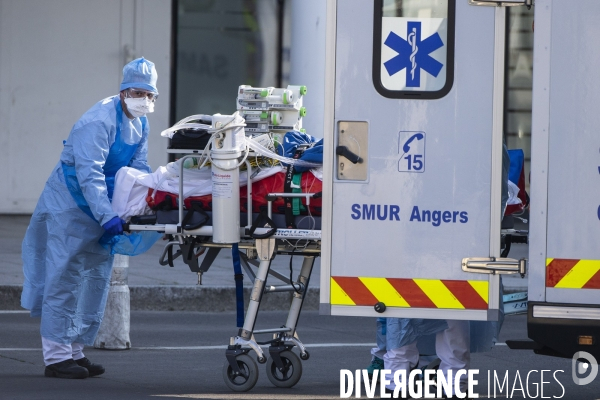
[111,161,323,222]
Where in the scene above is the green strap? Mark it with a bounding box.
[291,173,306,215]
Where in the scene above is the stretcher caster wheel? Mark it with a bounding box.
[222,354,259,392]
[300,350,310,360]
[266,350,303,388]
[257,355,267,364]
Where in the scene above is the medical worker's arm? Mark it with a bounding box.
[70,120,118,226]
[129,120,152,173]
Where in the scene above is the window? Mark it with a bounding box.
[172,0,287,122]
[373,0,455,99]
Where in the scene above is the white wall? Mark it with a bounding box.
[290,0,326,139]
[0,0,171,213]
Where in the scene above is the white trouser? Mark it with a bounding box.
[383,341,420,391]
[384,320,470,396]
[42,337,86,366]
[372,347,387,359]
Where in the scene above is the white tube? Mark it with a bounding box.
[244,136,321,168]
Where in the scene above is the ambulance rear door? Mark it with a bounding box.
[320,0,516,321]
[528,0,600,313]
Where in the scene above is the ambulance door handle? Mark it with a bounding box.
[468,0,533,9]
[462,257,527,278]
[337,121,368,181]
[336,146,363,164]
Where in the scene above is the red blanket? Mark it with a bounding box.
[147,171,322,216]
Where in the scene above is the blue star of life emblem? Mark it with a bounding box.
[383,21,444,87]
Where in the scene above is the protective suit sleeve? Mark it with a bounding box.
[128,119,152,173]
[71,120,118,226]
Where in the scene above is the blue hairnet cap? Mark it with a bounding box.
[120,57,158,93]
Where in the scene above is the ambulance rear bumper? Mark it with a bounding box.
[508,302,600,360]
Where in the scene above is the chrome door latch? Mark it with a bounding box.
[462,257,527,278]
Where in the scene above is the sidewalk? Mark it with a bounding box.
[0,215,526,311]
[0,215,322,312]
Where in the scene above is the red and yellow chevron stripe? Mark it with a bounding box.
[331,276,489,310]
[546,258,600,289]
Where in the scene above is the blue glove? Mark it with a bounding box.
[102,217,125,236]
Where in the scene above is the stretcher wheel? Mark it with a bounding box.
[222,354,259,392]
[266,350,303,388]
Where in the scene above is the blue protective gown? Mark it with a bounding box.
[21,96,151,345]
[383,308,505,356]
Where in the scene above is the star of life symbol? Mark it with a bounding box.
[384,21,444,88]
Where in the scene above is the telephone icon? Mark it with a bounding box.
[403,133,424,153]
[398,131,425,173]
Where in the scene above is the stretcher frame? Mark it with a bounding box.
[128,151,321,392]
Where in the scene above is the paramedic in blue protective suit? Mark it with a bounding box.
[370,145,511,398]
[20,57,158,379]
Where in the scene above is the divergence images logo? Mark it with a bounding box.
[384,21,444,87]
[572,351,598,385]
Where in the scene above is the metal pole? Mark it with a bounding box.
[284,256,315,336]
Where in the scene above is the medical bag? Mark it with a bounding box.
[168,116,212,150]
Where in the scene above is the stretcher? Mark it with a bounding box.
[127,151,321,391]
[126,86,321,392]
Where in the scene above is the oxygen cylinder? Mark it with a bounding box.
[210,113,245,243]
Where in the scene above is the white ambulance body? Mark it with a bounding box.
[319,0,599,360]
[522,0,600,360]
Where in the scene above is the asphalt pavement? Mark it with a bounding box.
[1,311,598,399]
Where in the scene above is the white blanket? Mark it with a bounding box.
[507,180,523,206]
[112,161,284,220]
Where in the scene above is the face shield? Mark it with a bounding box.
[125,88,158,102]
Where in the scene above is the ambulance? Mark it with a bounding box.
[319,0,600,363]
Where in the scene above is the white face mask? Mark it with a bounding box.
[124,97,154,118]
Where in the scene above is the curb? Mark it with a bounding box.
[2,284,526,312]
[0,285,320,312]
[129,285,321,312]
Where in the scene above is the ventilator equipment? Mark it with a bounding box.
[125,85,320,392]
